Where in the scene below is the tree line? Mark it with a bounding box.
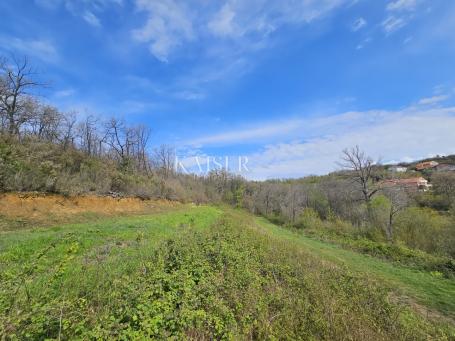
[0,56,156,174]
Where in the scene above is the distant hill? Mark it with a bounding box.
[401,154,455,167]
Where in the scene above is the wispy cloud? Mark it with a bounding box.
[356,37,372,50]
[386,0,418,12]
[206,0,349,40]
[208,3,238,37]
[35,0,122,27]
[36,0,124,11]
[126,0,352,104]
[53,88,75,98]
[187,118,305,147]
[83,11,101,27]
[0,35,58,62]
[119,99,160,114]
[132,0,194,62]
[351,17,367,32]
[382,16,407,33]
[123,74,206,102]
[247,106,455,179]
[418,95,449,105]
[174,90,205,101]
[181,100,455,179]
[132,0,350,62]
[186,109,394,148]
[381,0,424,35]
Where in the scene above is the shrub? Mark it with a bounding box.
[295,208,324,229]
[395,207,452,256]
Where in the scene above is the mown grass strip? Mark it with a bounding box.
[254,215,455,319]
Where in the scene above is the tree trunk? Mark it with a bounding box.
[386,208,394,243]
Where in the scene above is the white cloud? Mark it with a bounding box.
[208,4,238,37]
[418,95,449,105]
[403,36,413,44]
[356,37,371,50]
[0,35,58,62]
[207,0,348,38]
[36,0,124,10]
[382,16,407,33]
[181,102,455,179]
[123,74,207,101]
[36,0,122,27]
[83,11,101,27]
[186,110,393,148]
[386,0,418,12]
[54,89,75,98]
[174,90,205,101]
[120,99,159,114]
[381,0,424,36]
[351,17,367,31]
[133,0,349,62]
[245,106,455,179]
[132,0,194,62]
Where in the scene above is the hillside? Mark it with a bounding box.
[407,155,455,167]
[1,196,454,339]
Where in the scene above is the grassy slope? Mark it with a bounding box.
[255,216,455,318]
[0,205,221,297]
[1,205,223,339]
[1,205,454,339]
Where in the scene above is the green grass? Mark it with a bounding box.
[1,205,454,339]
[255,216,455,318]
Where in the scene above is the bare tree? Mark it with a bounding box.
[60,111,77,149]
[339,146,380,209]
[30,104,62,142]
[0,57,6,130]
[78,115,103,156]
[132,124,151,173]
[104,118,128,163]
[152,144,175,178]
[381,186,409,242]
[285,185,305,223]
[256,183,274,216]
[0,56,43,135]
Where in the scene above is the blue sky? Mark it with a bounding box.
[1,0,455,179]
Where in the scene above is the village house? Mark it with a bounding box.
[388,165,407,173]
[415,161,438,171]
[381,177,432,191]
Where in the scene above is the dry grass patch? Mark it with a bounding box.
[0,192,180,231]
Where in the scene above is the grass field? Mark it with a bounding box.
[1,203,454,339]
[256,217,455,319]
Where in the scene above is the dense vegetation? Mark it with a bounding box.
[1,206,453,339]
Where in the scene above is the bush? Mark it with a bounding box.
[395,207,452,256]
[294,208,324,229]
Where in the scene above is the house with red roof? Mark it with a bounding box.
[381,177,431,191]
[415,161,438,171]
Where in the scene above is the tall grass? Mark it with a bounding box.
[1,207,453,339]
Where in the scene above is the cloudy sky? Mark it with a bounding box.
[1,0,455,179]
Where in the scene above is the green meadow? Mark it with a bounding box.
[1,205,454,340]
